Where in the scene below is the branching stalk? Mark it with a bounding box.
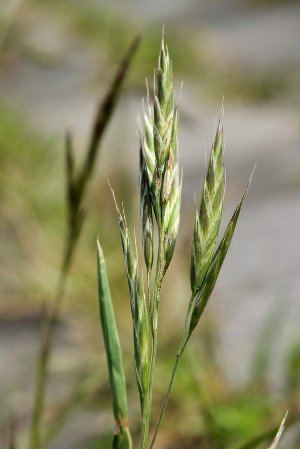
[100,33,252,449]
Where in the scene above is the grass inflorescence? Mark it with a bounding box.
[96,34,286,449]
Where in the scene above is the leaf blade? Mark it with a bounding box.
[97,240,132,449]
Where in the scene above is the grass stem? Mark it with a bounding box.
[140,229,164,449]
[28,36,139,449]
[149,352,182,449]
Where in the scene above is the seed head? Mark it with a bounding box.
[188,180,250,339]
[140,37,180,274]
[190,120,224,293]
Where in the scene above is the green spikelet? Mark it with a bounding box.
[154,37,175,167]
[114,200,151,410]
[140,148,154,273]
[190,120,224,293]
[140,88,160,223]
[133,273,151,407]
[161,113,181,272]
[188,190,245,338]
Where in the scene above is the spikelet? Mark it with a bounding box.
[113,195,151,409]
[190,120,224,293]
[133,271,151,407]
[161,112,181,272]
[140,148,154,273]
[154,37,175,167]
[187,176,252,340]
[140,88,160,225]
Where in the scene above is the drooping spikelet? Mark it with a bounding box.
[190,120,224,293]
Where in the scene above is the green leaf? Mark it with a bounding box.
[97,240,132,449]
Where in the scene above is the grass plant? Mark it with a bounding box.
[97,34,287,449]
[1,23,292,449]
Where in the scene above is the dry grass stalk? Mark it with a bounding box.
[268,413,288,449]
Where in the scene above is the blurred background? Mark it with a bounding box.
[0,0,300,448]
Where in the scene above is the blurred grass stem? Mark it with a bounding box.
[28,35,140,449]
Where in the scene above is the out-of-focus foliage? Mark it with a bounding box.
[1,0,293,102]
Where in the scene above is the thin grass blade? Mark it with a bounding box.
[268,413,288,449]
